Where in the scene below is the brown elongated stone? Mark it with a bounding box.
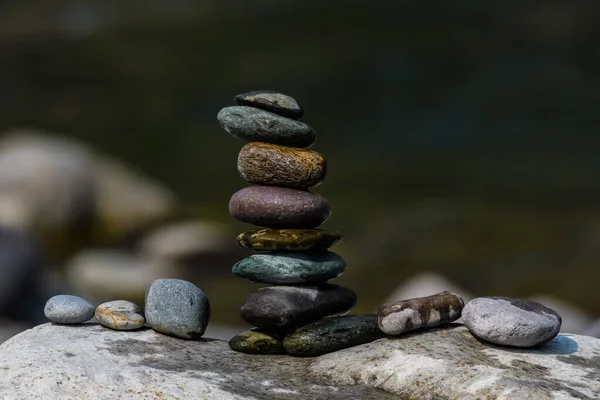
[229,186,330,229]
[237,142,326,189]
[378,291,464,335]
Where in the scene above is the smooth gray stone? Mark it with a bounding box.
[217,106,315,148]
[44,295,95,324]
[234,90,303,119]
[240,284,357,330]
[462,296,562,347]
[145,279,210,340]
[232,251,346,284]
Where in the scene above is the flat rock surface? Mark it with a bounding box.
[0,323,395,400]
[1,323,599,399]
[310,324,600,400]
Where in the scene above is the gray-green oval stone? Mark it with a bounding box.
[233,251,346,284]
[217,106,316,148]
[228,328,285,354]
[283,314,385,357]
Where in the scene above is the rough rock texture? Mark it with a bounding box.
[1,323,598,400]
[229,186,330,229]
[310,324,600,400]
[218,106,315,148]
[463,296,562,347]
[236,229,342,252]
[232,251,346,284]
[0,323,397,400]
[237,142,326,189]
[234,90,304,119]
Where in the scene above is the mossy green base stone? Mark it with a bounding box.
[233,251,346,284]
[228,328,285,354]
[283,314,386,357]
[237,229,342,252]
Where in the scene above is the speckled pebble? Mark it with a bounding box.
[145,279,210,340]
[234,90,303,119]
[228,328,285,354]
[44,295,95,324]
[218,106,315,148]
[95,300,145,331]
[462,297,562,348]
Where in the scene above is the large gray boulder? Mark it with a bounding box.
[0,323,598,399]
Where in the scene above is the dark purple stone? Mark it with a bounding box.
[229,186,330,229]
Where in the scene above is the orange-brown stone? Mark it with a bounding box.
[237,142,326,189]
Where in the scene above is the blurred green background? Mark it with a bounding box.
[1,1,599,332]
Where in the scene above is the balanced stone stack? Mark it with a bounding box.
[218,91,359,355]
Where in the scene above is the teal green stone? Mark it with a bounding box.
[283,314,386,357]
[228,328,285,354]
[232,251,346,284]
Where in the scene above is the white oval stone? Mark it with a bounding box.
[95,300,145,331]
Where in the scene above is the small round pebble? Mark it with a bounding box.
[283,314,385,357]
[237,229,342,252]
[233,251,346,284]
[229,186,331,229]
[217,106,315,148]
[234,90,303,119]
[462,296,562,348]
[95,300,145,331]
[44,295,95,324]
[229,328,285,354]
[145,279,210,340]
[238,142,326,189]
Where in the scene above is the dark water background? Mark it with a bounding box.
[1,1,600,323]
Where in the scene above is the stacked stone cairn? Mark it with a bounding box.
[219,91,385,356]
[39,91,564,357]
